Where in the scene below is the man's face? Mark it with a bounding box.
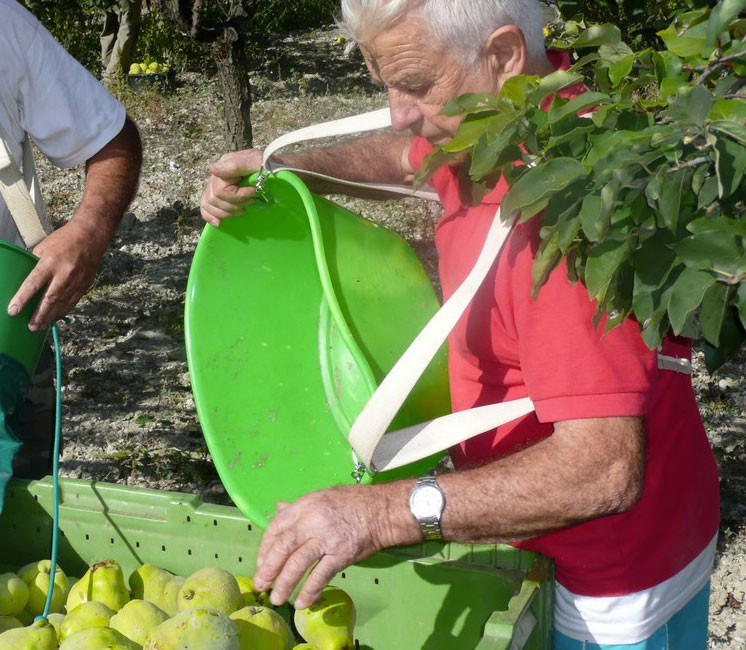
[361,14,498,144]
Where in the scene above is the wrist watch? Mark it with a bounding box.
[409,473,446,540]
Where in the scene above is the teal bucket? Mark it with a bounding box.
[0,240,48,376]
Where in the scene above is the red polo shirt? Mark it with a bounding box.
[408,54,719,597]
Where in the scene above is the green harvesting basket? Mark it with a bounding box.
[0,477,553,649]
[185,171,451,528]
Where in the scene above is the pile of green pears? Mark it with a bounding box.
[0,558,357,649]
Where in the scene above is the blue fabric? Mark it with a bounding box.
[0,353,30,512]
[553,581,711,650]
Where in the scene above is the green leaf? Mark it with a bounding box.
[709,100,746,122]
[709,120,746,146]
[737,282,746,330]
[707,0,746,47]
[573,24,622,48]
[658,20,709,59]
[578,194,608,242]
[667,85,714,126]
[657,167,688,232]
[697,175,720,209]
[714,134,746,199]
[532,231,563,296]
[441,93,496,117]
[667,267,716,335]
[687,214,746,236]
[585,238,632,299]
[672,231,744,274]
[701,281,731,346]
[704,307,746,373]
[501,158,588,220]
[608,55,635,87]
[531,70,585,106]
[442,114,500,153]
[548,92,610,124]
[634,230,677,293]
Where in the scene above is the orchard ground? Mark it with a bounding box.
[32,27,746,648]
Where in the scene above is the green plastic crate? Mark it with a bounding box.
[0,478,553,649]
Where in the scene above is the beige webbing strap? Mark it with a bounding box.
[261,109,693,475]
[0,133,50,248]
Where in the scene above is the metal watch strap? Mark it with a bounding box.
[413,473,444,541]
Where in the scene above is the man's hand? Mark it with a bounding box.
[200,150,264,226]
[253,482,418,610]
[8,219,109,331]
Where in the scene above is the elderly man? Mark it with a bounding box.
[200,1,719,647]
[2,0,142,477]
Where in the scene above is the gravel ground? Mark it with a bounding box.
[30,27,746,647]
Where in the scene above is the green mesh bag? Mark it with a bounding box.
[0,353,29,512]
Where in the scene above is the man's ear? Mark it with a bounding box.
[484,24,527,89]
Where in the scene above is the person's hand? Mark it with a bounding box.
[7,219,109,331]
[253,484,412,609]
[200,149,264,226]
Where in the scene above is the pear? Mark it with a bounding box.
[59,625,140,649]
[129,564,183,616]
[59,600,115,641]
[0,618,58,649]
[110,598,169,645]
[66,560,129,612]
[144,607,240,649]
[230,605,292,650]
[0,573,29,616]
[294,586,356,650]
[235,576,260,607]
[45,612,64,639]
[293,646,315,649]
[177,567,242,615]
[17,560,68,616]
[0,615,22,633]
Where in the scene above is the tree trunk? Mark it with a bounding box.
[210,26,253,150]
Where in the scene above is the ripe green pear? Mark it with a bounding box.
[45,612,64,639]
[230,605,292,650]
[0,573,28,616]
[66,560,129,612]
[60,600,115,641]
[144,607,240,649]
[177,567,243,615]
[294,586,356,650]
[0,618,57,649]
[129,564,184,616]
[17,560,68,616]
[59,625,140,649]
[110,598,169,645]
[0,615,22,633]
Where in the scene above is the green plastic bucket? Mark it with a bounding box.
[0,241,47,376]
[185,171,451,529]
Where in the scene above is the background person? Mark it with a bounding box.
[1,0,142,478]
[200,1,719,647]
[100,0,143,82]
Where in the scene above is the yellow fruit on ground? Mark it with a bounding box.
[129,63,141,74]
[177,567,243,615]
[0,573,28,616]
[294,586,356,650]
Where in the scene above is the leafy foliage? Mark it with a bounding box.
[417,1,746,372]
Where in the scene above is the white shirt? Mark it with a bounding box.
[0,0,126,247]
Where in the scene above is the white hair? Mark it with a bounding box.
[339,0,548,63]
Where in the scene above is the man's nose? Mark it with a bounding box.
[388,89,421,132]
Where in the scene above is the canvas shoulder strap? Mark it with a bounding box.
[261,109,692,475]
[0,124,51,249]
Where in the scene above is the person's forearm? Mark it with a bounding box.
[379,417,646,547]
[71,116,142,249]
[273,133,415,199]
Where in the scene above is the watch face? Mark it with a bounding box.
[411,484,444,518]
